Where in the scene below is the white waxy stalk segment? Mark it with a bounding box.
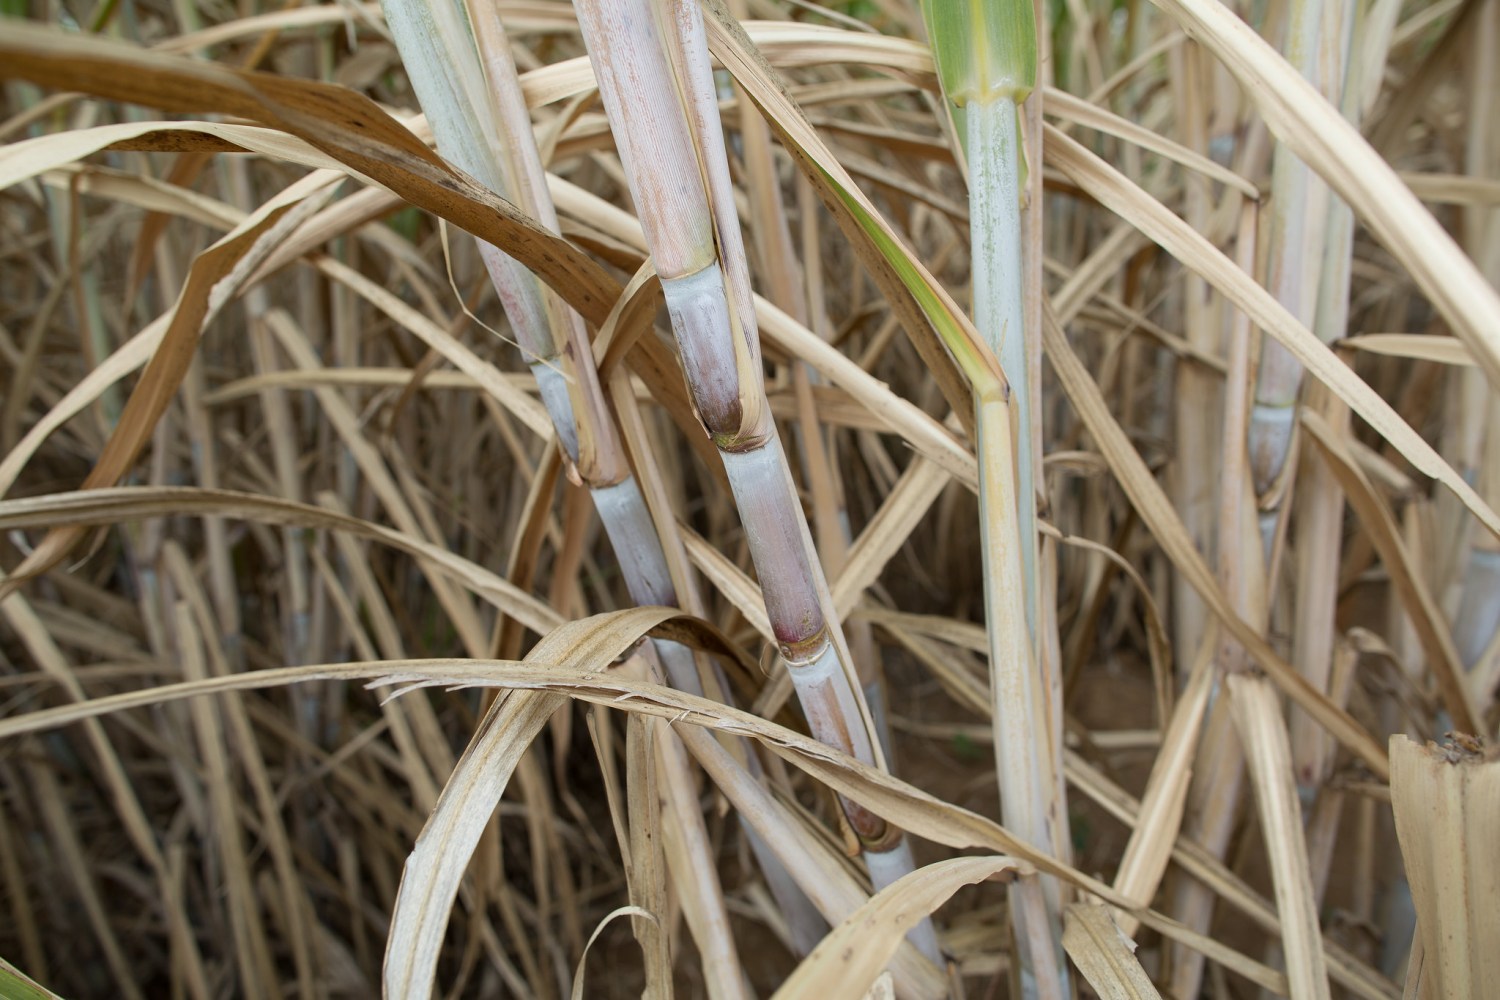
[571,0,716,280]
[660,266,750,437]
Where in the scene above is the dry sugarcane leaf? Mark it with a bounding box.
[667,725,943,998]
[0,120,351,187]
[569,905,661,1000]
[38,162,246,231]
[1145,0,1500,392]
[200,368,534,405]
[1043,124,1500,543]
[154,1,385,53]
[309,256,552,437]
[0,584,212,995]
[25,763,145,1000]
[160,547,321,995]
[1397,172,1500,207]
[0,487,561,635]
[0,571,1391,1000]
[1040,304,1390,779]
[772,856,1026,1000]
[0,21,623,327]
[1228,674,1331,1000]
[625,715,672,998]
[0,654,1110,899]
[593,262,664,377]
[680,524,776,645]
[1301,411,1482,734]
[0,172,338,594]
[830,459,952,618]
[174,603,279,997]
[1339,334,1475,367]
[1389,735,1500,1000]
[1065,752,1397,1000]
[0,646,1309,995]
[756,300,979,491]
[382,606,746,999]
[1041,87,1257,198]
[0,647,1355,995]
[1062,903,1163,999]
[1110,623,1218,938]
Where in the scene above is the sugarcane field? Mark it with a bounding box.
[0,0,1496,997]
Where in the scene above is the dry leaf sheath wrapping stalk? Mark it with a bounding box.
[1389,735,1500,1000]
[1,1,1498,998]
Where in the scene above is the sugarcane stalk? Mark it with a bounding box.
[379,3,753,992]
[605,361,831,955]
[1167,38,1218,683]
[968,95,1039,636]
[919,0,1068,991]
[1390,734,1500,1000]
[1215,198,1330,1000]
[1449,0,1500,695]
[977,385,1066,1000]
[921,0,1041,640]
[1169,202,1261,1000]
[729,4,893,762]
[1246,0,1344,544]
[1287,0,1360,801]
[571,0,947,963]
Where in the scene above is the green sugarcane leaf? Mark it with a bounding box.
[920,0,1037,107]
[811,159,1001,395]
[0,959,64,1000]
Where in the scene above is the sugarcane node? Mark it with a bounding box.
[844,801,900,853]
[711,427,771,454]
[776,629,827,665]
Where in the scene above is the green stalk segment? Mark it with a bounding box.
[921,0,1040,634]
[920,0,1069,992]
[967,94,1037,634]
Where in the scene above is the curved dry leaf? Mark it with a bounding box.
[1146,0,1500,393]
[1040,304,1390,779]
[0,652,1119,904]
[382,606,736,1000]
[1062,903,1162,999]
[773,856,1026,1000]
[1301,412,1481,733]
[0,486,560,634]
[0,21,622,327]
[569,905,661,1000]
[1044,124,1500,544]
[0,642,1366,994]
[0,172,339,593]
[1339,334,1475,367]
[0,319,163,497]
[0,120,351,189]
